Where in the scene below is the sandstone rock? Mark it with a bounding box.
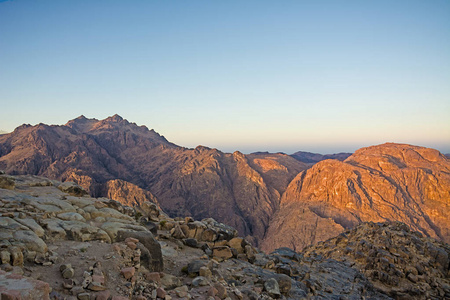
[121,267,135,280]
[0,270,50,300]
[13,230,47,253]
[212,246,233,261]
[227,237,245,254]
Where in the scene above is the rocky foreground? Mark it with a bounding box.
[1,173,449,300]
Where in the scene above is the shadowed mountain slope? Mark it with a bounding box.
[0,115,307,244]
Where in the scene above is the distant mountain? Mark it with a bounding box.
[446,153,450,159]
[290,151,352,164]
[1,115,449,252]
[0,115,307,244]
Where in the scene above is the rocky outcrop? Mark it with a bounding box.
[262,143,450,252]
[301,222,450,299]
[1,173,449,299]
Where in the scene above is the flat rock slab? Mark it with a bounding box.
[0,270,50,300]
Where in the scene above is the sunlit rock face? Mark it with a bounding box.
[261,143,450,252]
[0,115,307,244]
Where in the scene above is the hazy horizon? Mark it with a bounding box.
[1,1,449,155]
[0,114,449,155]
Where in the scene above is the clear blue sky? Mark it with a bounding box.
[1,0,449,154]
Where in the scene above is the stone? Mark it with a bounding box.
[62,267,75,279]
[227,237,245,254]
[276,274,292,295]
[9,247,23,266]
[117,230,163,272]
[121,267,135,280]
[184,238,198,248]
[58,182,87,197]
[88,282,106,291]
[144,272,160,283]
[174,285,188,298]
[0,251,10,265]
[212,246,233,261]
[160,273,181,289]
[171,225,186,239]
[0,270,50,300]
[95,290,111,300]
[199,266,212,278]
[264,278,280,298]
[192,276,209,287]
[12,230,47,253]
[213,283,227,299]
[187,260,208,276]
[77,292,90,300]
[156,287,166,298]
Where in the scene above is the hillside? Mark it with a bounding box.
[0,173,448,299]
[0,115,307,244]
[262,143,450,252]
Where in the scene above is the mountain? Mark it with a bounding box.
[290,151,352,164]
[261,143,450,252]
[0,115,307,244]
[1,116,449,252]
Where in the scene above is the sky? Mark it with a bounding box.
[0,0,449,154]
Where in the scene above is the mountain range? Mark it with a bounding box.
[0,115,449,252]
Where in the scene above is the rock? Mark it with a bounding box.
[171,225,186,239]
[276,274,292,295]
[117,230,163,272]
[213,283,227,299]
[144,271,160,283]
[187,260,208,276]
[77,292,90,300]
[13,230,47,253]
[174,285,188,297]
[58,182,87,197]
[160,273,180,290]
[0,251,10,264]
[156,287,166,298]
[87,282,106,291]
[0,270,50,300]
[184,238,198,248]
[227,237,245,254]
[95,290,111,300]
[15,219,45,237]
[212,246,233,261]
[199,266,212,278]
[192,276,208,287]
[121,267,135,280]
[0,176,15,189]
[264,278,280,298]
[62,267,75,279]
[9,247,23,266]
